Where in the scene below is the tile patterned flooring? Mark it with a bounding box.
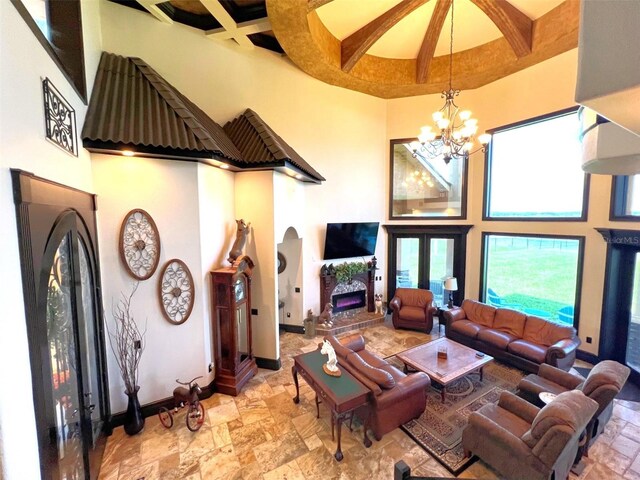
[99,321,640,480]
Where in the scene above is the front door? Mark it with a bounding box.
[13,170,109,479]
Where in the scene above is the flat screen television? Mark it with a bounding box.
[323,222,379,260]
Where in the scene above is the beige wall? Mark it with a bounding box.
[387,49,640,355]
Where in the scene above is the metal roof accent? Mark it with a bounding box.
[82,52,324,182]
[224,109,325,182]
[82,52,243,161]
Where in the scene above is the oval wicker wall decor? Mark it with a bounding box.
[119,209,161,280]
[159,259,195,325]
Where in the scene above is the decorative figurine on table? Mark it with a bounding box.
[321,340,341,377]
[227,219,251,264]
[319,302,333,327]
[374,294,384,315]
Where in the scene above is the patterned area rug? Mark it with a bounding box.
[389,357,525,475]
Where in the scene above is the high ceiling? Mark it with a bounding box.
[110,0,580,99]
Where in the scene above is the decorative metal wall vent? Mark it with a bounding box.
[42,77,78,156]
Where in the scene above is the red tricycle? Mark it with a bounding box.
[158,376,205,432]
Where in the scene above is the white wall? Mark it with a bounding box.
[0,0,102,477]
[92,155,215,413]
[387,49,639,355]
[99,0,388,356]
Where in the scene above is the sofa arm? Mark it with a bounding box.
[537,363,583,390]
[389,296,402,312]
[498,391,540,424]
[546,338,579,367]
[374,372,430,409]
[443,306,466,324]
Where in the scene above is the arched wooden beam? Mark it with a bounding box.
[341,0,431,72]
[307,0,334,11]
[416,0,451,84]
[470,0,532,57]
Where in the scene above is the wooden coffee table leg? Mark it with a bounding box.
[292,365,300,404]
[480,366,484,382]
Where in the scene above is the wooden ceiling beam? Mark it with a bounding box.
[470,0,532,57]
[137,0,174,24]
[200,0,254,48]
[416,0,451,83]
[307,0,334,11]
[341,0,431,73]
[207,17,272,40]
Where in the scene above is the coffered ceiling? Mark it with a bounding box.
[110,0,580,99]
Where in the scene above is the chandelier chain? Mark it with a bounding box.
[448,0,454,92]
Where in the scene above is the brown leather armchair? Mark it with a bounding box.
[326,334,430,441]
[462,390,598,480]
[389,288,436,333]
[517,361,630,447]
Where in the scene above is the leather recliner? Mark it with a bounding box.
[326,334,430,441]
[389,288,436,333]
[517,360,630,447]
[462,390,598,480]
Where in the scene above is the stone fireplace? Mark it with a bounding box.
[319,258,377,317]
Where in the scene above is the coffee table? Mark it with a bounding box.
[292,349,372,461]
[396,337,493,403]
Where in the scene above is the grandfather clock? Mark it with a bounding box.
[210,255,257,395]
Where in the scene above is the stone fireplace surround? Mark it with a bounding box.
[319,257,377,316]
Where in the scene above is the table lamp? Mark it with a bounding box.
[444,277,458,308]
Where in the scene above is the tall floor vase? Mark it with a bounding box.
[124,387,144,435]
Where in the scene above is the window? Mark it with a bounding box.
[611,175,640,220]
[481,233,584,327]
[390,139,468,219]
[484,108,589,220]
[11,0,86,101]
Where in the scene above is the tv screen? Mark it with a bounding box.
[323,222,379,260]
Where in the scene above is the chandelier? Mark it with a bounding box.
[413,0,490,164]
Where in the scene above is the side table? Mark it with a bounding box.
[436,305,453,334]
[292,349,372,461]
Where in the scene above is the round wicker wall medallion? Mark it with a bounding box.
[159,259,195,325]
[119,209,161,280]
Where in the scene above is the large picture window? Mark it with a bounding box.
[480,233,584,327]
[390,139,468,219]
[484,108,589,220]
[611,175,640,220]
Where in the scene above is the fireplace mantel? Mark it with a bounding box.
[320,258,376,313]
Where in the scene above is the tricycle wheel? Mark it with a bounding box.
[158,407,173,428]
[186,402,205,432]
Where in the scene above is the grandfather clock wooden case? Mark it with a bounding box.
[210,256,257,396]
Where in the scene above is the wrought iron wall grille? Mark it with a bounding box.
[42,77,78,156]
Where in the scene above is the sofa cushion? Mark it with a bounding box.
[582,360,630,397]
[451,319,487,338]
[493,309,527,338]
[475,402,531,439]
[327,335,353,361]
[529,390,595,440]
[400,306,428,323]
[359,349,388,369]
[347,352,396,390]
[396,288,433,309]
[507,340,548,363]
[522,316,575,347]
[477,328,518,350]
[379,363,407,382]
[338,333,366,352]
[462,299,496,328]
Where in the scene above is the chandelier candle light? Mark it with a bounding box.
[413,0,491,164]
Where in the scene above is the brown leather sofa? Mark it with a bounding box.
[389,288,436,333]
[462,390,598,480]
[517,361,630,447]
[326,334,430,441]
[443,299,580,373]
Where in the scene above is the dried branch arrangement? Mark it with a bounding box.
[108,283,146,394]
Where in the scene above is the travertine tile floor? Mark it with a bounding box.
[99,320,640,480]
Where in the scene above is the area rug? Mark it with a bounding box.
[388,357,525,475]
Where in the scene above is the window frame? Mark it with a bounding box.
[610,175,640,221]
[10,0,87,103]
[478,231,585,330]
[389,138,469,220]
[482,107,590,222]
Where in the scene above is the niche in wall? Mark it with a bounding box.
[278,227,303,329]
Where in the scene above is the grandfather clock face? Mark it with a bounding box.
[234,278,246,303]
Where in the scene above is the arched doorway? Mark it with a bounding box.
[277,227,304,332]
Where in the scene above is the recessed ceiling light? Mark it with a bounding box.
[220,164,229,169]
[295,174,302,179]
[122,150,135,157]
